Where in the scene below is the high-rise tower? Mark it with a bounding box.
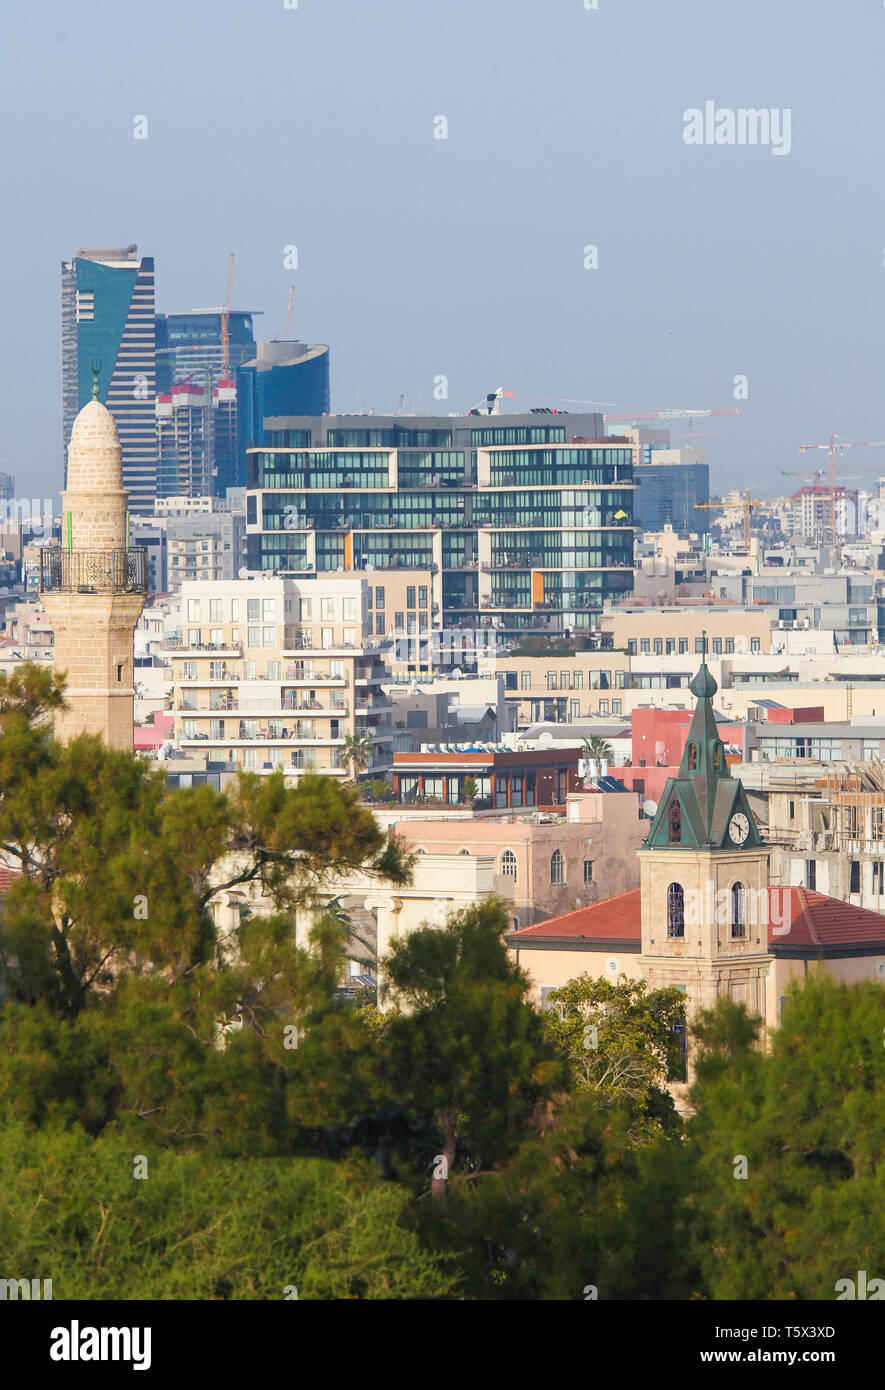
[41,388,147,750]
[61,245,157,513]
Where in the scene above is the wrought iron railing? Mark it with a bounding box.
[40,547,147,595]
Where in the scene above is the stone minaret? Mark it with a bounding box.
[41,389,147,749]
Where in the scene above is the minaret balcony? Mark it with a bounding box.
[40,547,147,596]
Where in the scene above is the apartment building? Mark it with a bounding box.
[167,575,393,777]
[601,603,773,656]
[244,411,636,640]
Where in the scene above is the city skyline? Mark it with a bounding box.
[3,0,885,499]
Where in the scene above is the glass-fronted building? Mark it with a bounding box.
[236,342,331,486]
[245,412,635,641]
[61,245,157,512]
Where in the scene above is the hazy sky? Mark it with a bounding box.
[3,0,885,500]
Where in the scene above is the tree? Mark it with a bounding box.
[0,664,412,1151]
[542,975,685,1140]
[341,731,373,781]
[687,974,885,1299]
[461,775,478,806]
[581,735,613,763]
[379,899,568,1202]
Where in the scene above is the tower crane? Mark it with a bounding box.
[603,407,740,423]
[694,488,761,551]
[797,434,885,544]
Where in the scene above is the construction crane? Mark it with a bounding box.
[694,488,761,551]
[603,407,740,423]
[468,386,516,416]
[220,252,234,380]
[798,434,885,544]
[283,286,295,342]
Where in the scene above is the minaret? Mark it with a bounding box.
[41,368,147,749]
[637,662,773,1068]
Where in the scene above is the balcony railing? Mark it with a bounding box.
[41,547,147,595]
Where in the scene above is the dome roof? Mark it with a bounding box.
[69,398,120,446]
[66,399,124,493]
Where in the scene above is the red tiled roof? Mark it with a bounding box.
[513,888,642,940]
[510,885,885,952]
[772,887,885,948]
[0,866,21,894]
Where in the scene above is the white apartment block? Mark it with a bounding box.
[167,575,393,777]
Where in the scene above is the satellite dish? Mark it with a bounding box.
[642,799,658,817]
[237,566,248,579]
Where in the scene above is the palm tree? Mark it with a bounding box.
[582,734,613,762]
[341,730,373,781]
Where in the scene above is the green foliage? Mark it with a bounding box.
[542,975,685,1140]
[0,1122,458,1300]
[687,974,885,1299]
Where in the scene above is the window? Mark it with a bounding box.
[694,638,704,654]
[570,700,581,719]
[667,882,685,938]
[209,598,223,622]
[395,612,404,632]
[343,597,357,621]
[209,628,223,646]
[547,671,558,690]
[665,638,675,655]
[751,637,761,653]
[806,858,816,890]
[725,637,734,654]
[521,671,532,690]
[678,638,688,654]
[117,663,123,682]
[599,699,609,714]
[874,861,884,896]
[668,798,682,844]
[560,670,569,691]
[550,849,565,885]
[247,626,261,647]
[376,614,385,635]
[187,599,200,621]
[247,598,260,621]
[612,699,622,715]
[687,743,698,771]
[583,860,593,883]
[850,860,861,894]
[419,586,428,607]
[653,638,662,655]
[713,744,724,771]
[321,598,335,621]
[501,849,517,880]
[627,639,637,655]
[874,807,884,841]
[640,638,650,654]
[789,799,795,821]
[731,882,745,939]
[712,637,722,654]
[376,586,385,608]
[406,586,416,609]
[573,671,583,690]
[300,598,312,620]
[321,628,333,649]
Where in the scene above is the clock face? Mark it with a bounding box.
[729,812,750,845]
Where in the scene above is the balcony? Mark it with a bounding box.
[40,547,147,596]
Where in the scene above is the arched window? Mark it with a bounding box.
[687,743,698,770]
[668,798,682,844]
[501,849,518,880]
[713,743,724,771]
[667,882,685,938]
[551,849,565,885]
[731,881,745,938]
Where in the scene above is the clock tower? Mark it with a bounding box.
[637,662,774,1064]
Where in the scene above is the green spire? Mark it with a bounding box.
[644,660,762,850]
